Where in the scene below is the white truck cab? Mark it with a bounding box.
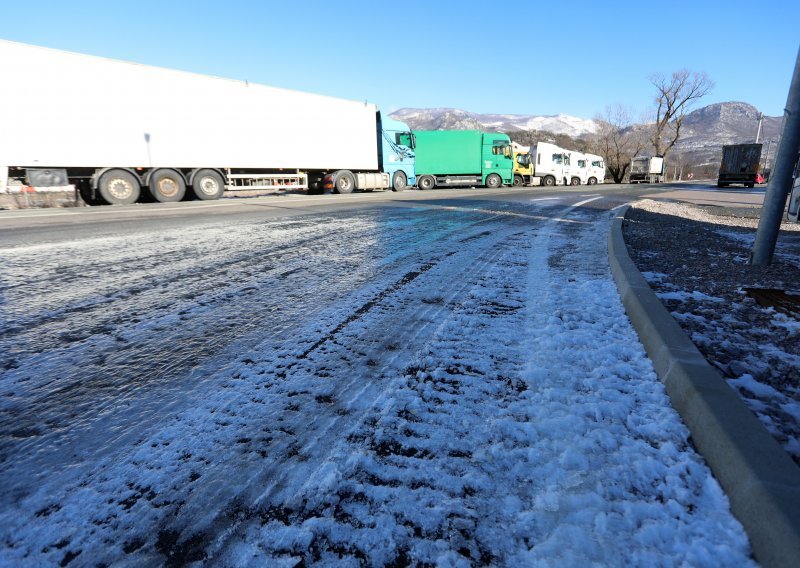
[569,152,589,185]
[585,153,605,185]
[531,142,571,186]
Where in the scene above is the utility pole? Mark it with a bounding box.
[755,112,764,143]
[751,46,800,266]
[763,138,773,173]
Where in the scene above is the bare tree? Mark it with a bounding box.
[649,69,714,159]
[590,104,645,183]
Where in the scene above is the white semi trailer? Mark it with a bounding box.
[0,40,415,204]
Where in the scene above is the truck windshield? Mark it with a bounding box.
[492,142,511,157]
[517,153,531,166]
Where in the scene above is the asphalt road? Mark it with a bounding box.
[0,182,766,244]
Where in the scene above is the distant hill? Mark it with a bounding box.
[391,102,783,177]
[673,102,782,171]
[390,108,598,138]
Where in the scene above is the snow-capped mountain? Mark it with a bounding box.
[391,102,783,172]
[390,108,598,137]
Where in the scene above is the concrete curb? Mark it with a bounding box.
[609,205,800,568]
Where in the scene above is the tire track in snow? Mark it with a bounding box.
[0,203,536,566]
[0,207,505,489]
[204,197,753,566]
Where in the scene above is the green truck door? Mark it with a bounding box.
[482,136,514,184]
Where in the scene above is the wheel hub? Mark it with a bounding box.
[158,178,179,197]
[108,178,132,199]
[199,177,219,195]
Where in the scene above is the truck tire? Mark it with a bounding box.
[587,177,597,185]
[149,169,186,202]
[98,169,140,205]
[570,177,580,186]
[333,170,355,194]
[543,176,555,187]
[417,175,435,190]
[485,173,502,188]
[191,169,225,200]
[392,171,407,192]
[513,174,524,187]
[747,182,755,188]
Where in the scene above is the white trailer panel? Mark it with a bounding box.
[0,40,379,171]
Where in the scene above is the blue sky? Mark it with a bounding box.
[1,0,797,119]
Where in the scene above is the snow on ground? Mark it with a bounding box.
[0,197,753,565]
[624,199,800,466]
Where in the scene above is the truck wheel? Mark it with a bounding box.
[418,175,435,190]
[191,169,225,200]
[149,169,186,202]
[747,182,755,188]
[485,174,502,188]
[513,175,524,187]
[98,169,140,205]
[587,177,597,185]
[392,171,407,192]
[570,177,580,186]
[543,176,555,187]
[333,170,355,194]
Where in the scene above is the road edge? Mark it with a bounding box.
[608,205,800,568]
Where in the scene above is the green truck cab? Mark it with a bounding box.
[413,130,513,189]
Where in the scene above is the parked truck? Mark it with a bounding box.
[585,153,606,185]
[629,156,665,184]
[570,152,589,185]
[413,130,513,189]
[0,40,415,204]
[717,143,762,188]
[513,142,573,187]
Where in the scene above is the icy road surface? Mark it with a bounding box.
[0,195,753,566]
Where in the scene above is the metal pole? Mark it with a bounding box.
[755,112,764,143]
[751,46,800,266]
[764,138,772,173]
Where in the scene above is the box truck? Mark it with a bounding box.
[413,130,513,189]
[717,143,762,188]
[0,40,415,204]
[629,156,665,184]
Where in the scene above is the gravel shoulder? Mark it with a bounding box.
[623,199,800,465]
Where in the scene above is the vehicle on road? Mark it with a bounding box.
[0,40,416,205]
[570,152,589,186]
[513,142,571,187]
[717,143,762,188]
[413,130,513,189]
[586,153,606,185]
[629,156,665,184]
